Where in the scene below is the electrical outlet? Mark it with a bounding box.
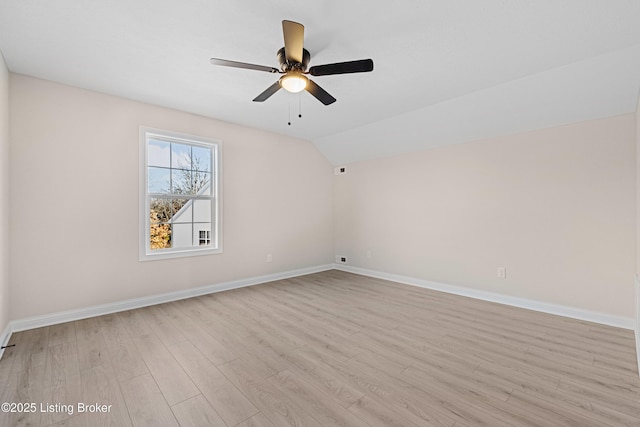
[266,254,272,263]
[336,256,347,263]
[497,267,506,279]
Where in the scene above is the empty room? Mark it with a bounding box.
[1,1,640,426]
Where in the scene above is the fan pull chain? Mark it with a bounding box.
[287,96,303,126]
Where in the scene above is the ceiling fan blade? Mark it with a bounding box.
[309,59,374,76]
[306,79,336,105]
[253,81,282,102]
[282,20,304,63]
[210,58,279,73]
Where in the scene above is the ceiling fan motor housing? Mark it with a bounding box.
[278,47,310,72]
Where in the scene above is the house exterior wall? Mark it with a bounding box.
[169,196,212,249]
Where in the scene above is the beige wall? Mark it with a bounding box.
[0,54,9,334]
[335,115,636,318]
[636,95,640,335]
[637,95,640,276]
[9,74,334,320]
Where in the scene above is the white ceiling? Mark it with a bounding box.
[1,1,640,165]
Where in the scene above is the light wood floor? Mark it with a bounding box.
[1,270,639,426]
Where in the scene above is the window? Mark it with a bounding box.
[199,230,210,246]
[140,127,221,260]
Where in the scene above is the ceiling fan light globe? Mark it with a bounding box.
[280,74,308,93]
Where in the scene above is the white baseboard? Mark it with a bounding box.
[635,274,640,376]
[8,264,334,334]
[335,264,636,330]
[0,322,11,360]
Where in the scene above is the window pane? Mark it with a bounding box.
[172,169,194,194]
[192,146,211,172]
[148,139,170,168]
[172,223,193,248]
[170,198,189,222]
[193,172,211,195]
[148,167,170,194]
[150,223,171,250]
[193,199,211,222]
[171,143,191,170]
[150,198,173,223]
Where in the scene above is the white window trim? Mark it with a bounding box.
[139,126,223,261]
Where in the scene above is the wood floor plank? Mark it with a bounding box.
[267,369,371,427]
[47,322,77,348]
[11,326,49,373]
[75,318,110,372]
[472,361,560,395]
[40,342,82,426]
[244,285,362,337]
[196,295,258,339]
[117,309,154,338]
[170,395,227,427]
[48,413,90,426]
[504,389,613,427]
[593,354,639,377]
[295,345,458,426]
[514,382,640,426]
[265,343,365,409]
[0,364,46,426]
[97,314,148,382]
[347,395,422,427]
[204,324,284,379]
[166,341,258,426]
[2,328,50,426]
[156,301,237,366]
[556,378,640,419]
[0,331,22,386]
[398,364,554,426]
[135,305,189,347]
[130,332,199,406]
[235,412,275,427]
[80,363,132,427]
[0,334,23,427]
[120,373,179,427]
[217,358,323,427]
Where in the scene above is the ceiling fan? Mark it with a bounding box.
[210,20,374,105]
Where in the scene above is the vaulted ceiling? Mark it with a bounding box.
[1,1,640,164]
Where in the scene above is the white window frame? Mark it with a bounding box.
[139,127,222,261]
